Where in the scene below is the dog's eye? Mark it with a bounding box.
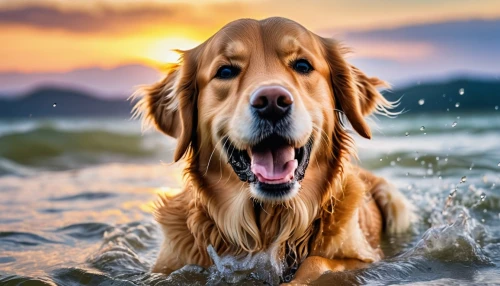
[292,59,313,74]
[215,65,240,79]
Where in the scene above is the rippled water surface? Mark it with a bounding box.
[1,112,499,285]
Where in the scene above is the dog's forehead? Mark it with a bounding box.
[206,18,315,59]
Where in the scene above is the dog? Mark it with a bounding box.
[133,17,415,284]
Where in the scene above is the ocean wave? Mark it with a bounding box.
[0,124,173,176]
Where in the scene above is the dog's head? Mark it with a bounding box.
[134,17,392,203]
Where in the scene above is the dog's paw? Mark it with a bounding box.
[373,183,417,233]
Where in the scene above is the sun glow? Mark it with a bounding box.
[145,37,201,65]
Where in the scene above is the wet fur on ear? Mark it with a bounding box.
[132,50,199,162]
[320,38,395,139]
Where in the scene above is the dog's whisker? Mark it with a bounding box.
[312,125,335,160]
[215,136,230,184]
[223,143,237,186]
[204,136,225,177]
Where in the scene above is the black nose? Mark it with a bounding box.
[250,86,293,121]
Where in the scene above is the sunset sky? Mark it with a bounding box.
[1,0,499,96]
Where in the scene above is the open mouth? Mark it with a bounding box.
[224,134,313,198]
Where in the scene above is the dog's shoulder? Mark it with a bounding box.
[153,186,214,271]
[309,165,383,263]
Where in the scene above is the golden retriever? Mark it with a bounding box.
[133,17,415,284]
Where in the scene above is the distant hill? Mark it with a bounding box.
[0,78,499,118]
[383,78,500,113]
[0,87,134,118]
[0,64,161,99]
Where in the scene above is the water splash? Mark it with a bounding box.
[399,206,490,265]
[206,245,280,285]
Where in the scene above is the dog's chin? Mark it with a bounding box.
[223,134,313,202]
[250,181,301,202]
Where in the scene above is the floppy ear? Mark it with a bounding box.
[320,38,391,139]
[132,50,199,162]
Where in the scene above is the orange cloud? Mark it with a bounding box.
[1,0,500,72]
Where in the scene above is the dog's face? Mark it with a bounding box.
[135,17,390,203]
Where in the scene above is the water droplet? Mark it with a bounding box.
[406,172,410,176]
[415,157,419,161]
[405,132,410,136]
[379,158,383,162]
[445,158,448,162]
[456,116,460,120]
[438,176,442,180]
[436,157,440,161]
[407,185,413,190]
[446,108,450,112]
[497,162,500,167]
[460,176,467,183]
[443,94,446,98]
[454,243,460,248]
[52,103,57,107]
[421,161,425,165]
[449,189,457,197]
[483,209,487,213]
[420,126,425,131]
[390,161,396,166]
[469,163,474,170]
[481,219,485,223]
[455,102,460,108]
[459,88,464,95]
[495,106,499,110]
[480,193,486,201]
[452,121,457,127]
[418,99,425,105]
[396,157,401,162]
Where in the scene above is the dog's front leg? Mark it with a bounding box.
[286,256,367,285]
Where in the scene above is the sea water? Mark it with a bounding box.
[0,112,499,285]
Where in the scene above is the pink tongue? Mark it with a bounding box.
[251,144,298,184]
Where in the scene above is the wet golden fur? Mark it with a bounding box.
[133,17,415,284]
